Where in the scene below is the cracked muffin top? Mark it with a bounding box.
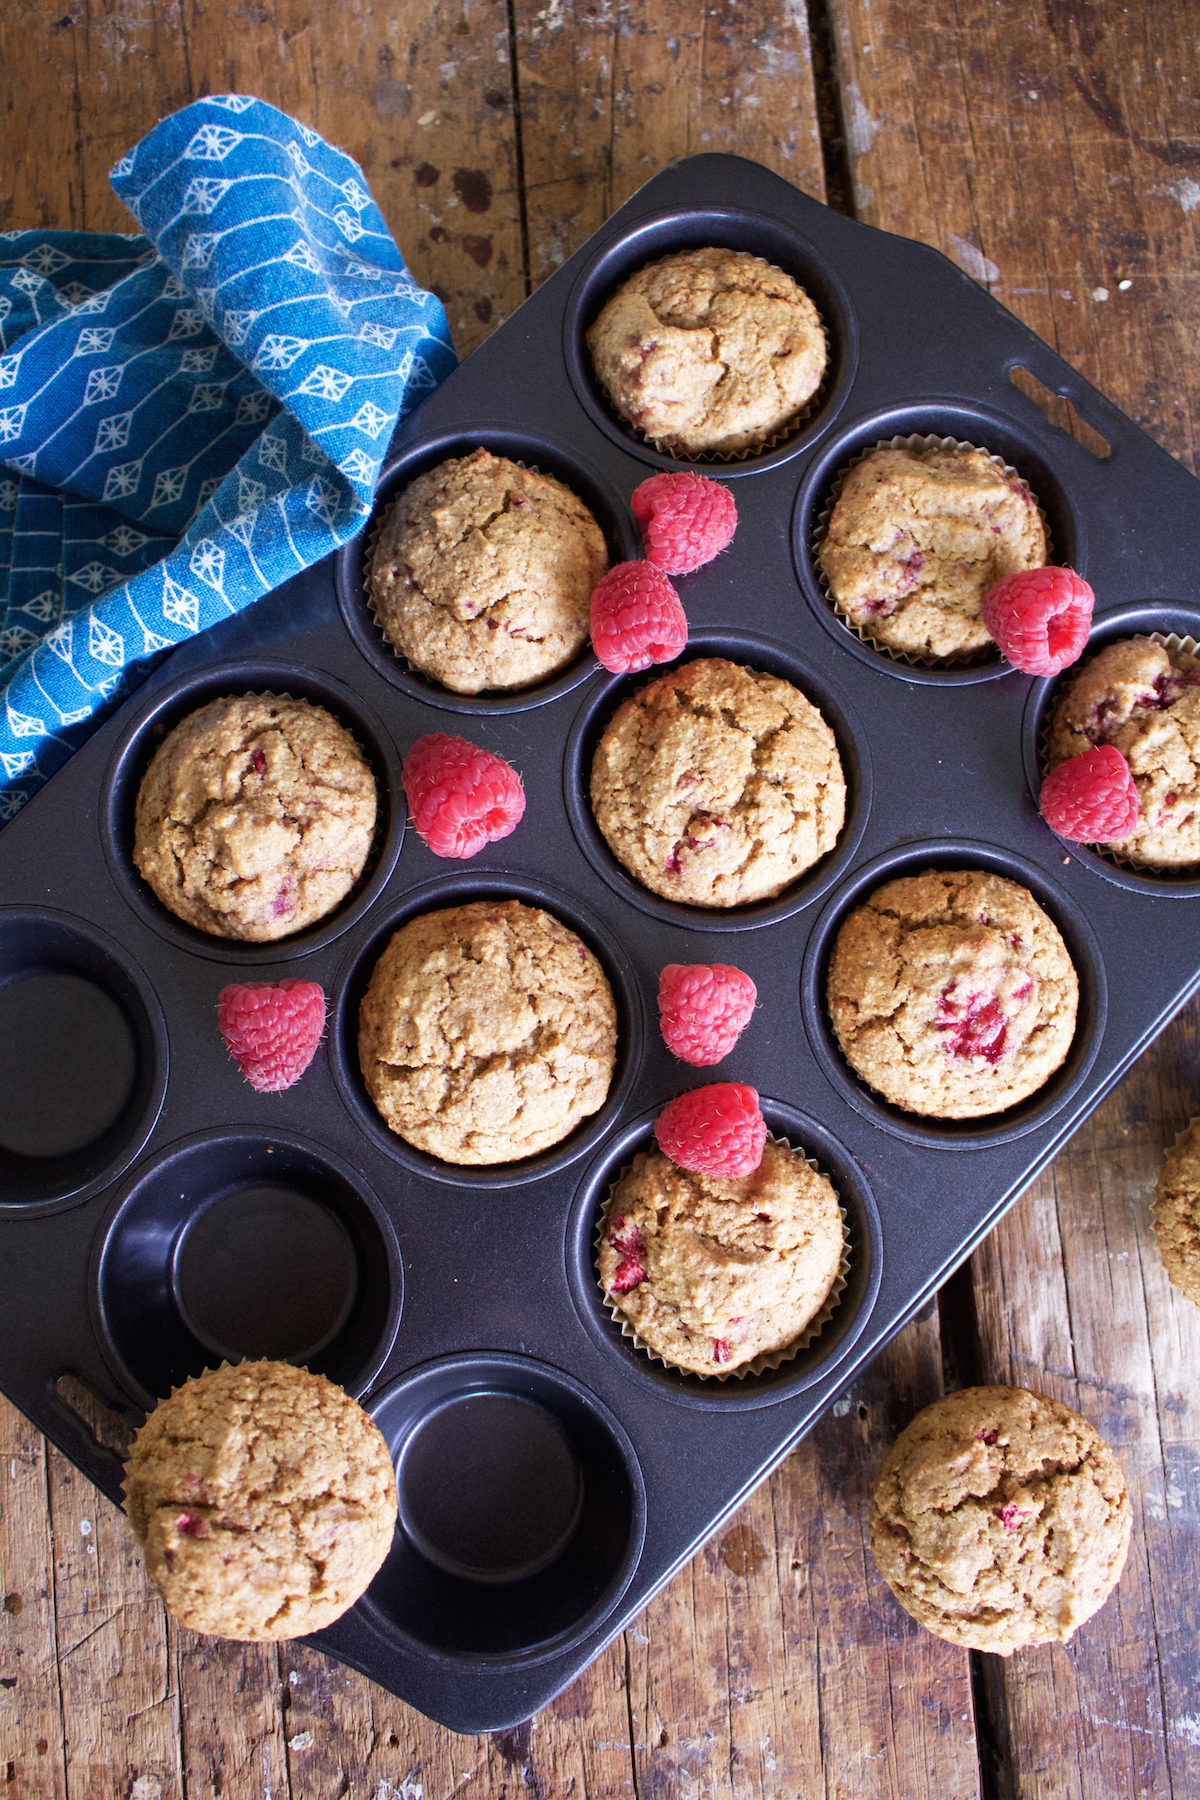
[598,1139,844,1377]
[826,868,1078,1119]
[870,1385,1130,1655]
[123,1359,397,1642]
[358,899,617,1164]
[817,444,1046,660]
[367,447,608,693]
[1043,635,1200,868]
[586,247,826,457]
[589,657,845,908]
[133,693,376,941]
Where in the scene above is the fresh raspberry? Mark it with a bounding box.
[631,473,738,574]
[654,1082,767,1179]
[402,732,525,858]
[658,962,757,1066]
[1039,744,1140,842]
[980,566,1094,676]
[216,979,325,1093]
[590,561,688,674]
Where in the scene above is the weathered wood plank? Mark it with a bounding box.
[0,1401,67,1799]
[623,1321,978,1800]
[0,0,525,358]
[513,0,827,293]
[830,0,1200,466]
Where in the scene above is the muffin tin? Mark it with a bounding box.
[1,154,1199,1732]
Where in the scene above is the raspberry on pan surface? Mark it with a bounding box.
[401,732,525,859]
[216,979,326,1093]
[631,472,737,574]
[589,560,688,674]
[657,961,757,1065]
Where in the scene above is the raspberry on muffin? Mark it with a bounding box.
[1042,635,1200,868]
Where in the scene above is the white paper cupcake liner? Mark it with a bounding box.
[1038,631,1200,873]
[595,1134,851,1383]
[812,433,1051,669]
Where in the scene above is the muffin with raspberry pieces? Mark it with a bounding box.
[598,1137,844,1376]
[870,1385,1130,1654]
[818,442,1046,660]
[827,868,1078,1119]
[1043,635,1200,868]
[123,1360,397,1641]
[368,447,607,693]
[587,247,826,457]
[590,657,845,908]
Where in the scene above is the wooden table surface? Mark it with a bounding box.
[2,2,1199,1795]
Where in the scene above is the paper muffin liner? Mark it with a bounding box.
[1037,631,1200,874]
[595,1134,851,1382]
[361,456,596,695]
[812,434,1051,669]
[591,254,830,465]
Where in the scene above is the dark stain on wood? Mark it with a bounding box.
[415,161,440,186]
[461,233,493,267]
[718,1522,767,1578]
[2,1594,21,1615]
[453,167,493,212]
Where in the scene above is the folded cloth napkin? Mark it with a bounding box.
[0,94,456,822]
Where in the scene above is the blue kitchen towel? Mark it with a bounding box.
[0,94,456,821]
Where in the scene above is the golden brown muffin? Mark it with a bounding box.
[358,899,617,1164]
[123,1360,397,1641]
[133,694,376,940]
[871,1385,1131,1655]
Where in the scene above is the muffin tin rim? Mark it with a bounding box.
[97,656,406,965]
[562,626,872,933]
[799,837,1109,1148]
[560,202,861,476]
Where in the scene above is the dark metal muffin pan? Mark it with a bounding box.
[1,155,1199,1733]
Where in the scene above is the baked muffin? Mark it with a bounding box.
[598,1139,844,1376]
[133,694,376,941]
[123,1360,397,1641]
[590,657,845,908]
[870,1385,1131,1655]
[368,448,608,694]
[827,868,1078,1119]
[1153,1118,1200,1304]
[818,443,1046,660]
[587,247,826,457]
[1043,635,1200,868]
[358,899,617,1164]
